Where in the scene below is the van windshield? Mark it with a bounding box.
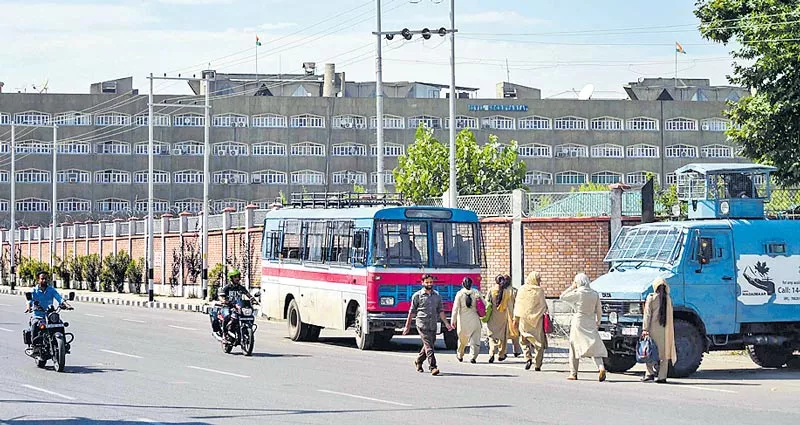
[605,226,683,264]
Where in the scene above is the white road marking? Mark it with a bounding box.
[681,385,737,394]
[186,366,250,379]
[0,327,14,333]
[168,325,199,331]
[136,419,164,424]
[22,384,76,401]
[85,313,104,318]
[317,389,411,407]
[0,303,12,306]
[100,349,143,359]
[122,318,146,324]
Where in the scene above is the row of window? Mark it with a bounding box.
[1,111,733,132]
[520,143,735,159]
[524,170,668,186]
[0,198,277,214]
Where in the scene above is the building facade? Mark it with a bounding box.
[0,73,749,225]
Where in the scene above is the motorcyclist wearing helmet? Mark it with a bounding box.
[215,269,255,342]
[25,271,72,349]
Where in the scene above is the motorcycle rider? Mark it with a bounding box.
[214,269,256,342]
[25,271,72,349]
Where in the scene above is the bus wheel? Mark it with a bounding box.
[747,345,790,368]
[354,306,374,350]
[443,329,458,350]
[287,299,310,342]
[603,355,637,373]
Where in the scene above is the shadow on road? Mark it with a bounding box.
[437,372,518,378]
[65,365,126,375]
[4,419,209,425]
[229,352,310,358]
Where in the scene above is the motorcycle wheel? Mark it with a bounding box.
[242,326,255,357]
[53,333,67,373]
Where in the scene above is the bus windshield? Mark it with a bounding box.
[431,222,480,268]
[373,220,429,267]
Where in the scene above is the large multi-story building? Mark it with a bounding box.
[0,64,750,226]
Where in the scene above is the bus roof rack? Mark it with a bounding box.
[289,192,405,208]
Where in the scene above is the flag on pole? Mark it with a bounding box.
[256,35,262,47]
[675,41,686,54]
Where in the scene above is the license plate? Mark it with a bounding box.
[599,331,612,341]
[239,317,254,321]
[622,326,639,336]
[437,322,441,334]
[45,324,63,329]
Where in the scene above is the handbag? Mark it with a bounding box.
[542,312,554,334]
[636,336,660,364]
[480,298,493,323]
[476,295,487,318]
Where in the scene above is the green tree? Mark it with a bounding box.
[394,127,526,204]
[695,1,800,184]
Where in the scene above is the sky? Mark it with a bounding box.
[0,0,740,99]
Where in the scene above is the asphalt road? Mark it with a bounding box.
[1,293,799,425]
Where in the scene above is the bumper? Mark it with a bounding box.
[367,312,452,333]
[599,320,643,357]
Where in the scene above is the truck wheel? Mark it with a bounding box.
[287,299,310,342]
[669,319,704,378]
[443,329,458,350]
[354,306,374,350]
[603,355,637,373]
[747,345,790,368]
[786,355,800,370]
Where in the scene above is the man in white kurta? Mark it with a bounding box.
[560,273,608,381]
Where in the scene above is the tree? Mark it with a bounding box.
[394,127,526,204]
[695,1,800,185]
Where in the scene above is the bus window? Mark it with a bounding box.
[305,221,327,263]
[329,221,354,264]
[432,222,479,267]
[264,230,282,260]
[351,229,368,265]
[373,221,429,267]
[281,220,302,261]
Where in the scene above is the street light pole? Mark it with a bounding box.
[202,72,211,300]
[375,0,385,194]
[448,0,457,209]
[10,123,16,290]
[147,73,155,302]
[51,125,58,272]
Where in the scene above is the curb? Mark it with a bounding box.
[0,286,211,314]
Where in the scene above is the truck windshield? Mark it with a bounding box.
[373,220,429,267]
[604,226,683,264]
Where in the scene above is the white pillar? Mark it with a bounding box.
[147,73,155,302]
[375,0,385,194]
[447,0,457,208]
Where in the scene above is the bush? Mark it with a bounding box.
[53,256,72,289]
[100,251,131,293]
[17,257,50,287]
[81,254,101,292]
[126,258,144,294]
[69,256,85,290]
[208,263,225,301]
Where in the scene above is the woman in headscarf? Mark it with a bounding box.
[560,272,608,381]
[487,275,514,363]
[506,274,523,358]
[513,271,548,370]
[450,277,485,363]
[642,277,677,383]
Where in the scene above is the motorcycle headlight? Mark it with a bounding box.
[241,308,253,316]
[609,312,619,324]
[380,296,395,306]
[628,303,642,315]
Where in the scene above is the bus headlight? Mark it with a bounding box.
[609,312,619,324]
[380,296,395,306]
[628,303,642,315]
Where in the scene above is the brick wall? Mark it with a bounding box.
[480,220,511,293]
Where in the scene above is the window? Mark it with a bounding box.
[408,115,442,129]
[212,114,248,128]
[370,143,404,157]
[213,170,248,185]
[371,172,396,186]
[591,144,624,158]
[701,144,734,158]
[432,222,479,267]
[303,221,329,263]
[518,116,551,130]
[95,113,131,126]
[332,143,367,157]
[291,170,325,185]
[16,169,50,184]
[134,141,170,155]
[57,169,90,184]
[554,144,588,158]
[332,115,367,129]
[133,170,170,184]
[58,198,91,213]
[0,199,7,212]
[96,140,131,155]
[290,114,324,128]
[766,242,787,256]
[701,118,731,132]
[665,173,677,185]
[212,199,247,212]
[328,221,357,264]
[481,116,514,130]
[17,198,49,212]
[665,144,698,158]
[213,142,248,156]
[174,199,202,213]
[252,114,287,128]
[252,142,286,156]
[373,221,429,267]
[14,111,51,126]
[370,115,405,129]
[135,199,170,213]
[54,112,91,126]
[524,171,553,186]
[173,141,204,156]
[444,115,479,130]
[252,170,287,185]
[554,116,588,130]
[332,170,367,185]
[665,117,697,131]
[555,171,587,185]
[57,141,90,155]
[174,114,205,127]
[591,171,623,185]
[134,114,171,127]
[0,171,7,183]
[174,170,204,184]
[518,144,552,158]
[95,169,131,184]
[627,172,656,186]
[0,143,6,155]
[626,144,659,158]
[291,142,325,156]
[16,141,51,154]
[97,198,129,213]
[0,113,9,125]
[591,117,623,131]
[626,117,659,131]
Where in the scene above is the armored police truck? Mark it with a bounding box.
[593,163,800,377]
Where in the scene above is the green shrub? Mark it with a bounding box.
[208,263,225,301]
[69,256,85,290]
[126,258,144,294]
[81,254,101,291]
[100,251,131,293]
[53,256,72,289]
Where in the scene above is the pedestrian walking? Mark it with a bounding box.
[507,274,523,358]
[487,275,514,363]
[560,273,608,382]
[641,277,677,383]
[450,277,484,363]
[513,271,549,371]
[403,274,454,376]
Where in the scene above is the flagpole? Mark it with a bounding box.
[674,47,677,88]
[256,36,259,91]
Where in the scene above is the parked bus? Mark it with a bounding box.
[259,193,483,350]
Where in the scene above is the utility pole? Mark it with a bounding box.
[375,0,385,194]
[202,71,212,301]
[147,73,155,302]
[51,125,58,272]
[447,0,457,209]
[9,123,16,291]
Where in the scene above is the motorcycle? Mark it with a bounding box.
[211,291,259,356]
[23,291,76,372]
